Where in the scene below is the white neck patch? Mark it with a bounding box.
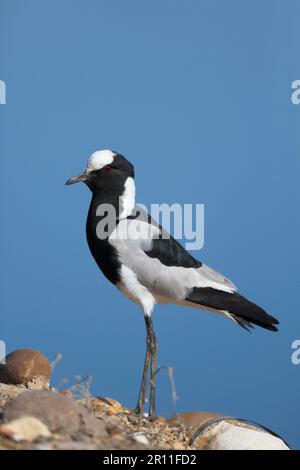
[87,149,115,172]
[119,177,136,219]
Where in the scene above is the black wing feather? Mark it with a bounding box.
[145,236,202,268]
[187,287,279,331]
[130,208,202,268]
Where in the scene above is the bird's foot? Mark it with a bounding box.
[134,402,145,417]
[134,403,156,420]
[148,414,157,422]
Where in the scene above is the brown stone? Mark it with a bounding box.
[91,397,126,415]
[168,411,222,428]
[59,389,73,399]
[0,349,51,386]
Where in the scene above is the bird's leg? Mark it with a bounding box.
[147,316,158,418]
[134,316,152,415]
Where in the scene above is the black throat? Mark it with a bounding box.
[86,182,132,285]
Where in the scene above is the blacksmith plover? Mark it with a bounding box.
[66,149,279,417]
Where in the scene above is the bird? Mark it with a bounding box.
[66,149,279,417]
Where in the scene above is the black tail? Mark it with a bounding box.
[186,287,279,332]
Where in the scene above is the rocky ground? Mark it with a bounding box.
[0,348,222,450]
[0,349,290,450]
[0,383,225,450]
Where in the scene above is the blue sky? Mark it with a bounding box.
[1,0,299,448]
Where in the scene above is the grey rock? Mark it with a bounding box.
[3,391,107,437]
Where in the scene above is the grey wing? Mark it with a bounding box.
[109,206,279,333]
[109,206,236,302]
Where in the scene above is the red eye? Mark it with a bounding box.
[104,165,112,172]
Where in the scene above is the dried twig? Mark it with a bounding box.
[55,377,69,389]
[155,365,179,417]
[50,352,62,370]
[68,374,93,409]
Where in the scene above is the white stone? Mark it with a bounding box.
[132,432,150,446]
[200,420,290,450]
[0,416,51,442]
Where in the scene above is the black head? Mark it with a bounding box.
[65,150,134,194]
